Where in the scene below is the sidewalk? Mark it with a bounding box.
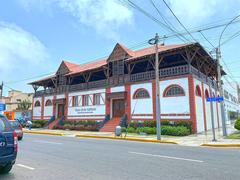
[23,125,240,147]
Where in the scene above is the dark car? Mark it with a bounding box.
[0,115,18,174]
[9,120,23,140]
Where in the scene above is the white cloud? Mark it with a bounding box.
[18,0,134,38]
[0,22,49,86]
[167,0,220,25]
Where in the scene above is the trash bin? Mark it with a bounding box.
[115,125,122,136]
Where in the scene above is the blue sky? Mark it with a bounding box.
[1,0,240,95]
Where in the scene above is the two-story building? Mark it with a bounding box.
[30,42,225,133]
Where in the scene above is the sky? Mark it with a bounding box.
[1,0,240,96]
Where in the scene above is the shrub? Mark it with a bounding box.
[161,126,190,136]
[126,127,136,133]
[136,127,156,134]
[234,118,240,130]
[32,120,48,128]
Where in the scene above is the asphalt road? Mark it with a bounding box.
[0,134,240,180]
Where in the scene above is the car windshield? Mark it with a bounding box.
[0,116,12,132]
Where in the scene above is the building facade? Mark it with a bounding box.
[3,90,33,111]
[30,43,226,133]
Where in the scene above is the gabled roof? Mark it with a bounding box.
[63,60,79,72]
[107,43,135,62]
[30,43,206,85]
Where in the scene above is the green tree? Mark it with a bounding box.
[17,100,32,111]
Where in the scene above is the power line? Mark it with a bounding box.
[162,0,197,42]
[149,0,189,42]
[120,0,189,43]
[198,30,215,49]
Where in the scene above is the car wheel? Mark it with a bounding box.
[0,164,13,174]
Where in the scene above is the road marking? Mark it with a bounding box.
[129,151,204,163]
[33,140,62,145]
[16,164,35,170]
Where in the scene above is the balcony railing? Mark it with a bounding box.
[34,64,215,97]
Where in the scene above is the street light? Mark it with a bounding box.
[148,33,161,140]
[217,14,240,136]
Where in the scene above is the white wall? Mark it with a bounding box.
[194,79,204,133]
[111,86,124,93]
[160,78,190,119]
[68,89,105,119]
[44,95,53,118]
[131,83,153,119]
[33,97,42,118]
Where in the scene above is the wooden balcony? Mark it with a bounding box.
[34,65,216,97]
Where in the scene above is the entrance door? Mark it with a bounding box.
[57,104,65,119]
[112,99,125,118]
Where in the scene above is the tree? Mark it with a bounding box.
[17,100,32,111]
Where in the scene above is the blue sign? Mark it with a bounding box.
[206,97,224,102]
[0,103,6,111]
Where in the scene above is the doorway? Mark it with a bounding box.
[112,99,125,118]
[57,104,65,119]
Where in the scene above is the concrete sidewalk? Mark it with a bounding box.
[23,125,240,147]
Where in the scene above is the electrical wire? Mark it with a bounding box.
[162,0,197,42]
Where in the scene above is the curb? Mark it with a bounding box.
[76,134,178,144]
[23,130,64,136]
[201,143,240,148]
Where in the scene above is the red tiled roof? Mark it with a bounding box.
[63,60,79,72]
[128,44,191,60]
[30,43,194,84]
[67,59,107,75]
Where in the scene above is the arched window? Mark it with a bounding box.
[45,99,52,106]
[133,88,150,99]
[163,85,185,97]
[195,85,201,97]
[34,100,41,107]
[205,89,209,98]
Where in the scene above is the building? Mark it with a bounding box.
[223,82,240,123]
[30,42,226,133]
[3,90,33,111]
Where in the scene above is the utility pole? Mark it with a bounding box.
[148,33,161,140]
[216,48,227,136]
[209,85,216,141]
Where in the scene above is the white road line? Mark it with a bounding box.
[33,140,62,145]
[16,164,35,170]
[129,151,204,163]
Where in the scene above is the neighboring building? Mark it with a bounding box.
[223,82,240,123]
[30,42,226,133]
[3,90,33,111]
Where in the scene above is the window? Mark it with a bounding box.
[45,99,52,106]
[0,116,11,132]
[72,96,78,107]
[133,88,150,99]
[195,85,201,97]
[94,94,101,105]
[34,100,41,107]
[163,85,185,97]
[205,89,209,98]
[83,95,89,106]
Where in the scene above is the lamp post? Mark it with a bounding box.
[148,33,161,140]
[217,14,240,136]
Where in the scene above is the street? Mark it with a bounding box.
[0,134,239,180]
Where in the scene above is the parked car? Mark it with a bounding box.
[0,115,18,174]
[9,120,23,140]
